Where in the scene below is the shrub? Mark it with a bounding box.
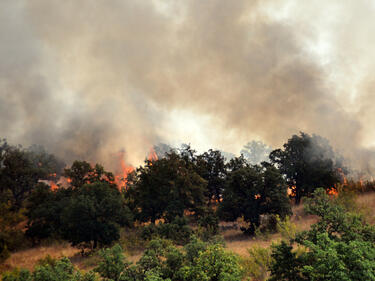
[2,257,96,281]
[276,215,297,241]
[270,188,375,281]
[242,246,272,281]
[141,217,192,245]
[180,244,243,281]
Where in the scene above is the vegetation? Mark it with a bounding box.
[269,132,344,204]
[269,188,375,280]
[2,133,375,280]
[219,162,291,234]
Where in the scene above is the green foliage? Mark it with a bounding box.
[269,241,302,281]
[0,201,27,261]
[156,217,192,245]
[26,180,133,249]
[92,237,243,281]
[61,182,133,249]
[25,183,67,242]
[94,244,129,281]
[276,215,297,241]
[180,244,243,281]
[35,255,56,268]
[2,268,32,281]
[269,132,343,204]
[141,217,192,245]
[196,212,220,241]
[195,149,226,204]
[219,162,291,234]
[242,246,272,281]
[125,150,207,224]
[2,258,96,281]
[0,142,63,209]
[270,188,375,281]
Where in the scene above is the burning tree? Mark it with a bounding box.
[269,132,344,204]
[125,150,207,224]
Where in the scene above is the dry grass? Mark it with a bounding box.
[225,192,375,257]
[4,242,79,271]
[223,203,319,257]
[4,191,375,271]
[3,242,143,272]
[356,192,375,224]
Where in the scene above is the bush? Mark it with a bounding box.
[270,188,375,281]
[2,257,96,281]
[276,215,297,241]
[93,238,244,281]
[141,217,192,245]
[196,213,219,241]
[179,244,243,281]
[94,244,129,280]
[242,246,272,281]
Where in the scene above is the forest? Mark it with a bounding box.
[1,132,375,280]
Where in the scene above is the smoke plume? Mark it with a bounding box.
[1,0,375,173]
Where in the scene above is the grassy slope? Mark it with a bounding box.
[3,192,375,271]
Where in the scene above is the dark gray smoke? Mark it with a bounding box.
[1,0,375,173]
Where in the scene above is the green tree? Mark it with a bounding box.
[269,132,343,204]
[25,183,72,242]
[219,163,291,234]
[195,149,226,205]
[126,151,207,224]
[0,140,63,209]
[179,244,243,281]
[61,182,133,249]
[269,188,375,281]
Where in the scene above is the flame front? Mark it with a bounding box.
[114,151,134,190]
[148,147,158,161]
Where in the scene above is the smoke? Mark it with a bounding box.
[1,0,375,173]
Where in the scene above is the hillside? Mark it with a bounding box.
[3,192,375,273]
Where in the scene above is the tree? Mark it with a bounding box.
[61,182,133,249]
[25,183,72,242]
[126,151,207,224]
[195,149,226,204]
[64,161,115,189]
[219,163,291,234]
[269,188,375,281]
[0,141,63,209]
[241,140,272,165]
[269,132,343,204]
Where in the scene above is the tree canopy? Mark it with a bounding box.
[126,151,207,224]
[219,161,291,234]
[269,132,343,204]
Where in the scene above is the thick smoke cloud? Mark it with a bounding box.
[1,0,374,173]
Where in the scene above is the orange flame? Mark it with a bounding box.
[287,186,296,197]
[148,147,158,161]
[49,181,58,190]
[114,151,134,190]
[327,187,338,196]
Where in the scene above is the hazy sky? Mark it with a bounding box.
[1,0,375,169]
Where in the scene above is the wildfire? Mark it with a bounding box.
[114,148,158,189]
[148,147,158,162]
[114,151,135,190]
[287,186,296,196]
[327,187,338,196]
[49,181,58,190]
